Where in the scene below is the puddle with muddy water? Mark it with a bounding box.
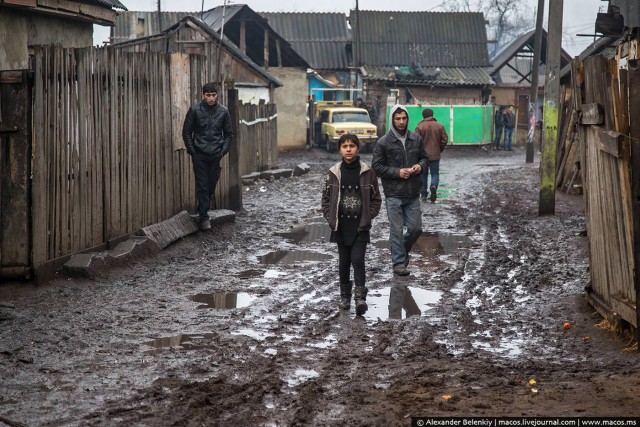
[274,219,331,244]
[258,250,332,264]
[373,232,472,254]
[188,292,256,309]
[143,333,218,353]
[364,286,442,321]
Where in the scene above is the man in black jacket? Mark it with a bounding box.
[503,105,516,151]
[182,83,234,230]
[372,104,428,276]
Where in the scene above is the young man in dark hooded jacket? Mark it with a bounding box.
[182,83,234,230]
[372,105,428,276]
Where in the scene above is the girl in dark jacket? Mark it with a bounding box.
[321,134,382,315]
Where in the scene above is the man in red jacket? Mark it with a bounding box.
[414,108,448,203]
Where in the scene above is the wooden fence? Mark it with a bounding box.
[238,102,278,175]
[14,46,277,277]
[572,49,640,331]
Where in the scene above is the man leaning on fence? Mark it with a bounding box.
[182,82,234,231]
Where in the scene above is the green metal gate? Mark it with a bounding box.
[385,105,494,145]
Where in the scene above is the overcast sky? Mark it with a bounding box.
[94,0,607,57]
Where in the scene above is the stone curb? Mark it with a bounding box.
[242,162,310,183]
[62,209,235,278]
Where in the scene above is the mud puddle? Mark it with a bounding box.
[364,285,442,321]
[188,292,256,309]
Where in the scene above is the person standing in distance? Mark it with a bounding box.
[494,105,506,150]
[182,83,234,231]
[503,105,516,151]
[372,105,428,276]
[322,134,382,315]
[414,108,448,203]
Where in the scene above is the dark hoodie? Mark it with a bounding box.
[372,105,428,198]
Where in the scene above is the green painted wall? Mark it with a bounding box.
[385,105,494,145]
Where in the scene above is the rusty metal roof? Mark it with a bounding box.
[363,65,493,86]
[351,10,490,68]
[260,12,350,70]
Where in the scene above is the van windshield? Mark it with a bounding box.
[332,112,371,123]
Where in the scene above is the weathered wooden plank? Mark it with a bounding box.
[592,126,628,158]
[162,54,173,218]
[615,67,635,300]
[171,53,190,152]
[31,48,48,268]
[628,52,640,336]
[96,48,106,246]
[610,294,637,328]
[70,49,82,253]
[579,103,603,125]
[54,47,63,258]
[0,71,23,84]
[107,48,118,239]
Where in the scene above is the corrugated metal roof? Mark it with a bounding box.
[200,4,249,32]
[260,12,350,41]
[111,7,309,67]
[352,10,490,67]
[287,41,349,70]
[260,12,350,69]
[363,65,494,86]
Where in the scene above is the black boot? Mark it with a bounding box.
[339,281,352,310]
[354,286,368,316]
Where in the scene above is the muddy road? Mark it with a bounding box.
[1,147,639,426]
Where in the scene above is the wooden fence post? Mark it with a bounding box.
[539,0,563,215]
[227,87,242,211]
[628,50,640,344]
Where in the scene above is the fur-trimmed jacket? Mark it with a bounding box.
[321,161,382,232]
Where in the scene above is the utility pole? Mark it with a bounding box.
[355,0,361,67]
[526,0,545,164]
[539,0,563,215]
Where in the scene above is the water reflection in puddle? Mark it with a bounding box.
[143,333,217,353]
[372,232,472,273]
[373,232,472,256]
[275,220,332,244]
[363,286,442,321]
[188,292,255,309]
[235,269,265,279]
[258,250,332,264]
